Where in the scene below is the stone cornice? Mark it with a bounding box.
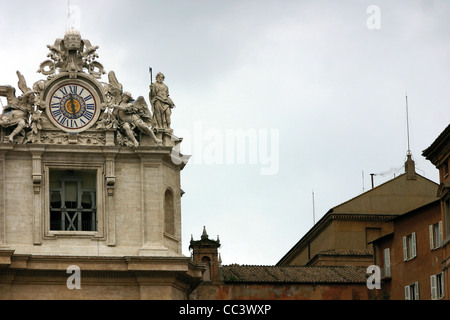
[0,253,204,288]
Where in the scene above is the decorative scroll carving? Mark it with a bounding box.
[38,29,105,79]
[39,132,106,145]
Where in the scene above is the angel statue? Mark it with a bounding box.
[111,92,162,148]
[0,71,36,142]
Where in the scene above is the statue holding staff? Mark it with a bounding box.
[149,72,175,131]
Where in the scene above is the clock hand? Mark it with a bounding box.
[69,94,76,116]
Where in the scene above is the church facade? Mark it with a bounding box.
[0,29,204,299]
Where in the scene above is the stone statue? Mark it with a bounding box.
[0,71,36,142]
[149,72,175,130]
[111,92,162,148]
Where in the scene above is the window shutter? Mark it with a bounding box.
[384,248,391,277]
[405,286,410,300]
[440,272,445,299]
[430,275,437,300]
[429,225,434,250]
[439,221,443,247]
[411,232,417,258]
[403,236,408,261]
[414,282,420,300]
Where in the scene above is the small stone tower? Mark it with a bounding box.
[189,226,221,282]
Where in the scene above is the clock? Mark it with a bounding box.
[46,79,102,133]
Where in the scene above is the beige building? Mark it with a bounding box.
[277,155,439,267]
[0,30,204,299]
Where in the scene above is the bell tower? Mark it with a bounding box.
[0,30,204,299]
[190,226,222,282]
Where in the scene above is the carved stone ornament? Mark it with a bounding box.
[0,29,179,148]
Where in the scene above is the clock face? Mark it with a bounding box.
[48,83,99,132]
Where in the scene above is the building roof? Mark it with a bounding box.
[422,124,450,166]
[221,265,367,284]
[277,166,439,266]
[313,249,373,257]
[330,171,438,215]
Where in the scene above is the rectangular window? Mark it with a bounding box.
[429,222,443,250]
[403,232,417,261]
[431,273,445,300]
[49,169,97,231]
[405,282,420,300]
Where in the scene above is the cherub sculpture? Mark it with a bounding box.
[111,93,162,148]
[0,71,36,142]
[102,71,161,147]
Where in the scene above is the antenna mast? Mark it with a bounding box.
[406,93,411,156]
[312,190,316,225]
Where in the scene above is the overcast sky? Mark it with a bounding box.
[1,0,449,265]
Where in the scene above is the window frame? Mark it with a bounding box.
[430,272,445,300]
[403,232,417,261]
[43,163,105,240]
[405,282,420,300]
[49,170,97,232]
[429,221,443,250]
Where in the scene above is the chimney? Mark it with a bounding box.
[405,153,417,180]
[370,173,375,189]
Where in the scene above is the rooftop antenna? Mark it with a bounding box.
[312,190,316,225]
[406,93,411,156]
[362,170,365,193]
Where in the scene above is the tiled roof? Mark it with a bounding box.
[316,249,373,256]
[221,265,367,284]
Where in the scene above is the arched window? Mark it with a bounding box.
[164,189,174,235]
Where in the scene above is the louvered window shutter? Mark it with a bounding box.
[384,248,391,277]
[430,275,437,300]
[414,282,420,300]
[429,225,434,250]
[403,236,408,261]
[411,233,417,258]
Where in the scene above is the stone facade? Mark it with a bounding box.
[0,29,203,300]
